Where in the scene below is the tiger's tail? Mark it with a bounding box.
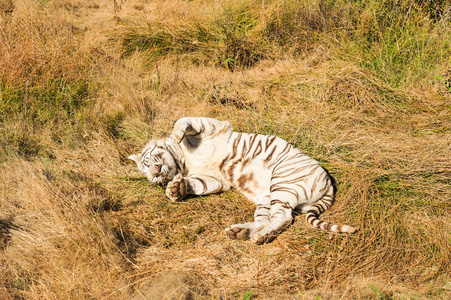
[305,186,356,233]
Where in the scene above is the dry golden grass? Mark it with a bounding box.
[1,0,450,299]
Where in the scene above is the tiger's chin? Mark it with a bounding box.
[146,169,178,185]
[149,176,166,184]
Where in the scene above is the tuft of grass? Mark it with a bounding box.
[118,0,363,70]
[369,283,392,300]
[242,289,253,300]
[338,0,451,88]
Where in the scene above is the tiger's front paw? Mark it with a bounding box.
[171,121,191,143]
[165,174,187,202]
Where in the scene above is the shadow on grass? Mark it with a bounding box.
[0,218,19,251]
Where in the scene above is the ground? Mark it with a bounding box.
[0,0,450,299]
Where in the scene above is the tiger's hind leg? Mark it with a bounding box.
[249,192,296,244]
[225,195,271,241]
[225,191,295,244]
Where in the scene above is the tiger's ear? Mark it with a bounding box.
[128,154,141,165]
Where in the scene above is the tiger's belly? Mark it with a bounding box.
[228,158,271,203]
[181,136,271,201]
[181,137,232,187]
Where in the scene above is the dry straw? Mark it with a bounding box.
[0,0,450,299]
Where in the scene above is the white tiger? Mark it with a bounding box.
[129,117,356,244]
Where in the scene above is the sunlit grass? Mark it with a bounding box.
[0,0,450,299]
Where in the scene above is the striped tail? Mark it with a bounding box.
[305,187,356,233]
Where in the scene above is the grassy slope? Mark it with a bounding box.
[1,0,450,299]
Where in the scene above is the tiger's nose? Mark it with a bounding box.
[154,164,162,173]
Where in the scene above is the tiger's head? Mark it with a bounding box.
[128,138,185,184]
